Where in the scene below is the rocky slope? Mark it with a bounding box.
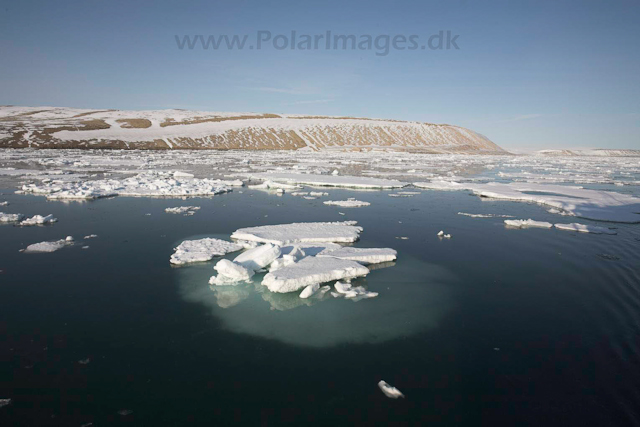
[0,106,505,153]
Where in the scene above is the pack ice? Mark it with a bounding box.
[20,171,237,200]
[415,181,640,223]
[170,238,243,265]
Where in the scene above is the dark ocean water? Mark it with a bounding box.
[1,188,639,426]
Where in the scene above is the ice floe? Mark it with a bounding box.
[332,281,378,299]
[262,257,369,293]
[20,171,236,200]
[210,259,254,285]
[458,212,514,218]
[170,238,243,265]
[378,380,404,398]
[23,236,74,253]
[19,214,57,226]
[246,173,407,189]
[233,243,282,271]
[318,247,397,264]
[0,212,24,222]
[231,221,363,245]
[415,181,640,223]
[554,223,617,234]
[165,206,200,215]
[323,199,371,208]
[504,219,553,229]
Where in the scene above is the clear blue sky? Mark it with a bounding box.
[1,0,639,151]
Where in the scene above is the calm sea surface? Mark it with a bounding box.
[1,187,639,426]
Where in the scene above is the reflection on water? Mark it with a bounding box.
[176,255,454,348]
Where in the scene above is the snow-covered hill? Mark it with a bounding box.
[0,106,505,153]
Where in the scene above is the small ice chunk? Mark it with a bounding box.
[262,257,369,293]
[211,259,254,284]
[0,201,8,206]
[554,223,617,234]
[233,243,282,271]
[309,192,328,197]
[334,281,378,299]
[437,230,444,236]
[378,380,404,398]
[299,283,320,299]
[504,219,553,229]
[65,236,74,242]
[19,214,57,226]
[170,238,243,265]
[165,206,200,215]
[84,234,98,239]
[0,398,11,408]
[23,238,73,253]
[0,212,24,222]
[444,234,451,239]
[323,199,370,208]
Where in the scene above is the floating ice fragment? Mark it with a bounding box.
[299,283,320,299]
[309,192,328,197]
[246,173,407,189]
[323,199,370,208]
[0,212,24,222]
[504,219,553,229]
[0,398,11,408]
[233,243,282,271]
[378,380,404,398]
[554,223,617,234]
[318,247,397,264]
[458,212,514,218]
[211,259,254,285]
[84,234,98,239]
[0,201,8,206]
[262,257,369,293]
[437,230,444,237]
[231,221,363,245]
[165,206,200,215]
[19,214,57,226]
[23,238,73,253]
[170,238,243,265]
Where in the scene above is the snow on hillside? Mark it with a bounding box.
[0,106,505,153]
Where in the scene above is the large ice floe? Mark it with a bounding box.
[262,257,370,293]
[19,171,238,200]
[414,181,640,223]
[230,221,363,245]
[170,238,243,265]
[245,173,407,189]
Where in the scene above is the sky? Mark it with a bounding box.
[1,0,639,151]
